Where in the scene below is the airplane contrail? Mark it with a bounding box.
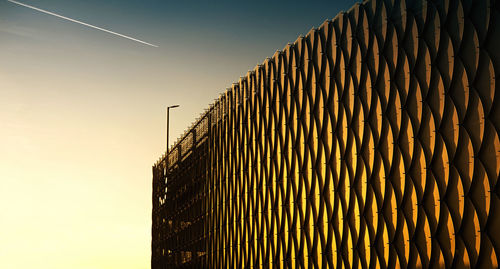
[7,0,158,47]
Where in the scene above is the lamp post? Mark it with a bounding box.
[166,105,180,153]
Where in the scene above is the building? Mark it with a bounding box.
[152,0,500,267]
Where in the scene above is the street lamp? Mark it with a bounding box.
[166,105,180,153]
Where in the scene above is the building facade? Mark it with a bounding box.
[152,0,500,267]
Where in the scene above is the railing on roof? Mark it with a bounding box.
[155,96,225,169]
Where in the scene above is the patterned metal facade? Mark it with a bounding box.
[152,0,500,267]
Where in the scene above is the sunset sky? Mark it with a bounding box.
[0,0,356,268]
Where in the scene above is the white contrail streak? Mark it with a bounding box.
[7,0,158,47]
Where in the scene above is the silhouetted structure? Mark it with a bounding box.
[152,0,500,267]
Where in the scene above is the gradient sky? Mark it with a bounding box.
[0,0,357,268]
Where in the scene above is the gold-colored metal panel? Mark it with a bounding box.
[152,0,500,267]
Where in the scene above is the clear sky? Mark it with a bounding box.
[0,0,357,268]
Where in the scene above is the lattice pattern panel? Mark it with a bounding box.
[152,142,209,268]
[153,0,500,267]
